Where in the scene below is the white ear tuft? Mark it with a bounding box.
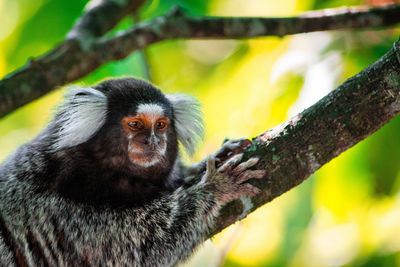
[52,86,107,150]
[166,94,204,156]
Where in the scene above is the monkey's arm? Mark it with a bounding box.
[136,182,217,266]
[138,141,265,266]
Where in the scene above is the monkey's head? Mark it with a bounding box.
[50,78,203,175]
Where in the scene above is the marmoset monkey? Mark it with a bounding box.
[0,78,265,266]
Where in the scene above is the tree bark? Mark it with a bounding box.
[211,40,400,235]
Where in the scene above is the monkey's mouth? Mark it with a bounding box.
[138,151,160,158]
[128,150,164,167]
[127,142,167,166]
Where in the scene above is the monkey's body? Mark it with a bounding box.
[0,78,265,266]
[0,148,215,266]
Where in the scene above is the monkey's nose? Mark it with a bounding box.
[150,143,156,151]
[145,137,158,151]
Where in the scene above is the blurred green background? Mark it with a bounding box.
[1,0,400,266]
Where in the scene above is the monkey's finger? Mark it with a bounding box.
[222,138,231,144]
[215,139,251,162]
[237,170,266,184]
[218,153,243,173]
[232,157,259,175]
[238,183,261,198]
[201,156,217,183]
[225,138,251,150]
[206,156,217,174]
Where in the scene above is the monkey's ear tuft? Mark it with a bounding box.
[52,87,108,151]
[166,94,204,156]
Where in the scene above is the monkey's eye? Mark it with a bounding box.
[128,120,143,130]
[156,121,167,130]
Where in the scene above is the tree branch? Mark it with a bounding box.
[209,40,400,236]
[67,0,146,41]
[1,4,400,118]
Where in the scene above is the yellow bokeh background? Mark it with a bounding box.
[1,0,400,266]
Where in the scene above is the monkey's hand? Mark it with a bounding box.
[201,139,266,205]
[213,138,252,168]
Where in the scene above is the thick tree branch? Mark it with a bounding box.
[1,4,400,118]
[209,40,400,236]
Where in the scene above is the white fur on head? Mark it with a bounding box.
[166,94,204,156]
[137,103,164,117]
[52,86,107,150]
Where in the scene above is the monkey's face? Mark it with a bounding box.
[121,103,170,167]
